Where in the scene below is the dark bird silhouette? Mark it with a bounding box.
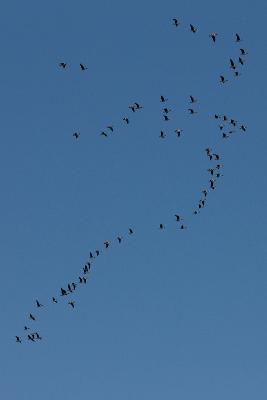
[190,24,197,33]
[175,128,182,137]
[172,18,180,27]
[83,277,87,284]
[209,179,216,189]
[159,223,165,230]
[101,132,108,137]
[234,71,241,77]
[36,300,43,308]
[68,301,75,309]
[52,297,58,304]
[175,214,183,222]
[16,336,22,343]
[79,276,83,284]
[95,249,100,257]
[83,265,89,274]
[68,284,73,293]
[59,62,67,69]
[230,58,236,69]
[129,228,134,235]
[208,168,215,175]
[238,57,244,65]
[216,173,223,178]
[123,117,129,124]
[134,102,142,109]
[163,115,169,121]
[29,313,36,321]
[220,75,228,84]
[213,154,220,160]
[240,48,248,55]
[160,95,168,102]
[73,132,80,139]
[222,132,230,139]
[107,125,114,132]
[205,147,212,156]
[202,190,208,197]
[235,33,241,42]
[230,119,237,126]
[89,252,94,259]
[60,288,67,296]
[117,236,123,243]
[180,224,187,230]
[80,63,87,71]
[209,32,218,42]
[216,164,223,169]
[189,95,197,103]
[24,326,30,331]
[28,334,35,342]
[104,241,110,249]
[160,130,166,138]
[223,115,228,121]
[163,107,172,114]
[219,124,224,131]
[128,105,136,112]
[214,114,220,119]
[240,124,247,132]
[72,282,77,290]
[188,108,197,114]
[193,210,198,215]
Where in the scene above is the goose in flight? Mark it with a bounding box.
[15,336,22,343]
[68,301,75,309]
[60,288,67,296]
[24,326,30,330]
[175,214,183,222]
[159,223,165,230]
[36,300,43,308]
[160,131,166,138]
[160,95,168,103]
[238,57,244,65]
[219,75,228,84]
[52,297,58,304]
[28,334,35,342]
[240,48,248,55]
[163,115,170,121]
[59,62,67,69]
[80,63,87,71]
[172,18,180,27]
[129,228,134,235]
[240,124,247,132]
[117,236,123,243]
[123,117,129,124]
[134,102,143,110]
[209,32,218,42]
[235,33,241,42]
[189,95,197,103]
[188,108,197,114]
[73,132,80,139]
[107,125,114,132]
[100,132,108,137]
[190,24,197,33]
[29,313,36,321]
[104,241,110,249]
[230,58,236,69]
[175,128,182,137]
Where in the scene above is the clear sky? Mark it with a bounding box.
[1,0,267,399]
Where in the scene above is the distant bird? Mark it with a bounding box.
[160,95,168,103]
[134,102,143,110]
[73,132,80,139]
[163,115,169,121]
[68,284,73,293]
[79,276,83,284]
[205,147,212,156]
[222,132,230,139]
[163,107,172,114]
[189,95,197,103]
[230,58,236,69]
[202,190,208,197]
[235,33,241,42]
[117,236,123,243]
[80,63,87,71]
[209,179,216,189]
[175,214,183,222]
[68,301,75,309]
[207,168,215,175]
[172,18,180,27]
[238,57,244,65]
[83,277,87,284]
[240,48,248,55]
[160,130,166,138]
[214,114,220,119]
[190,24,197,33]
[223,115,228,121]
[107,125,114,132]
[34,332,42,340]
[180,224,187,230]
[60,288,67,296]
[175,128,182,137]
[104,241,110,249]
[28,334,35,342]
[234,71,241,77]
[219,124,224,130]
[95,250,100,256]
[15,336,22,343]
[36,300,43,308]
[83,265,89,274]
[29,313,36,321]
[100,131,108,137]
[216,164,223,169]
[72,282,77,290]
[59,62,67,69]
[230,119,237,126]
[216,173,223,178]
[52,297,58,304]
[240,124,247,132]
[129,228,134,235]
[193,210,198,215]
[213,154,220,160]
[123,117,129,124]
[188,108,197,114]
[89,252,94,259]
[128,105,136,112]
[159,223,165,230]
[209,32,218,42]
[220,75,228,84]
[24,326,30,331]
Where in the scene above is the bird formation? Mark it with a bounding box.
[15,17,249,343]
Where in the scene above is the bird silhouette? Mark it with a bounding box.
[230,59,236,69]
[159,223,165,230]
[190,24,197,33]
[117,236,123,243]
[29,313,36,321]
[240,48,247,55]
[238,57,244,65]
[60,288,67,296]
[68,301,75,309]
[163,115,170,121]
[175,128,182,137]
[59,62,67,69]
[80,63,87,71]
[73,132,80,139]
[160,95,168,102]
[188,108,197,114]
[101,132,108,137]
[36,300,43,308]
[160,130,166,138]
[189,95,197,103]
[123,117,129,124]
[52,297,58,304]
[28,334,35,342]
[107,125,114,132]
[129,228,134,235]
[220,75,228,84]
[209,32,218,42]
[240,125,247,132]
[24,326,30,330]
[175,214,183,222]
[235,33,241,42]
[15,336,22,343]
[172,18,180,27]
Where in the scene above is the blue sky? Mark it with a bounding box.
[1,0,267,399]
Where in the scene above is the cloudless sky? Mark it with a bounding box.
[1,0,267,399]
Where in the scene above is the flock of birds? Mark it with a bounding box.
[15,18,248,343]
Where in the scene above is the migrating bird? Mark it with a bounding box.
[159,223,165,230]
[100,132,108,137]
[230,119,237,126]
[15,336,22,343]
[209,32,218,42]
[163,107,172,114]
[190,24,197,33]
[163,115,170,121]
[123,117,129,124]
[104,241,110,249]
[34,332,42,340]
[36,300,43,308]
[240,124,247,132]
[180,224,187,230]
[223,115,228,121]
[80,63,87,71]
[175,128,182,137]
[233,71,241,77]
[59,62,67,69]
[220,75,228,84]
[95,250,100,256]
[29,313,36,321]
[172,18,180,27]
[202,190,208,197]
[68,301,75,309]
[28,334,35,342]
[175,214,183,222]
[188,108,197,114]
[129,228,134,235]
[222,132,230,139]
[235,33,241,42]
[73,132,80,139]
[67,284,73,293]
[189,95,197,103]
[230,58,236,69]
[60,288,67,296]
[238,57,244,65]
[107,125,114,132]
[160,95,168,103]
[134,102,143,110]
[52,297,58,304]
[214,114,220,119]
[117,236,123,243]
[128,105,136,112]
[24,326,30,331]
[240,48,248,55]
[219,124,224,130]
[160,130,166,138]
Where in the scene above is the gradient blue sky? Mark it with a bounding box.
[1,0,267,399]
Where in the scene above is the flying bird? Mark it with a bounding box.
[159,223,165,230]
[80,63,87,71]
[163,108,172,114]
[160,95,168,102]
[29,313,36,321]
[15,336,22,343]
[160,131,166,138]
[209,32,218,42]
[34,332,42,340]
[189,95,197,103]
[107,125,114,132]
[104,241,110,249]
[230,58,236,69]
[240,124,247,132]
[36,300,43,308]
[188,108,197,114]
[235,33,241,42]
[175,214,183,222]
[220,75,228,84]
[52,297,58,304]
[117,236,123,243]
[163,115,169,121]
[240,48,248,55]
[134,102,143,109]
[123,117,129,124]
[60,288,67,296]
[28,334,35,342]
[129,228,134,235]
[172,18,180,27]
[190,24,197,33]
[24,326,30,331]
[73,132,80,139]
[175,128,182,137]
[100,132,108,137]
[59,62,67,69]
[68,301,75,309]
[238,57,244,65]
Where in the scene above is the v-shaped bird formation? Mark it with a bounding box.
[15,17,248,343]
